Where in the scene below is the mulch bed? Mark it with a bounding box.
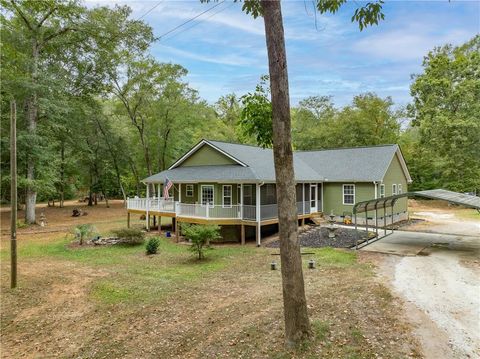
[266,226,370,249]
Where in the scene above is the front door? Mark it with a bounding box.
[310,184,317,213]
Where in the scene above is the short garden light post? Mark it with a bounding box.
[271,261,277,270]
[308,259,315,269]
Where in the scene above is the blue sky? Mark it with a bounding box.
[87,0,480,107]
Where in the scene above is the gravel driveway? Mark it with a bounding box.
[364,230,480,358]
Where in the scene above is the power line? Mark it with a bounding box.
[138,0,164,20]
[160,1,235,43]
[156,1,226,41]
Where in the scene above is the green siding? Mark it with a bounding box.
[381,153,408,213]
[323,182,375,217]
[180,145,237,167]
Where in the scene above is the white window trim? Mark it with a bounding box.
[380,184,385,198]
[398,184,403,194]
[186,184,194,197]
[201,185,214,208]
[392,184,397,196]
[342,184,355,205]
[222,185,232,208]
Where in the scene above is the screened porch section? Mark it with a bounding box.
[126,182,322,221]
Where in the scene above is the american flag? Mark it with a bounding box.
[163,177,173,199]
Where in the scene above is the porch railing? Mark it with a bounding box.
[127,198,318,220]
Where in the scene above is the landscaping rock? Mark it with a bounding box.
[266,226,369,248]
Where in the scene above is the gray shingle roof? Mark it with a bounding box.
[295,145,399,182]
[143,165,258,183]
[143,140,404,183]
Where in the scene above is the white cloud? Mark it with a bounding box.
[352,26,474,61]
[158,45,259,67]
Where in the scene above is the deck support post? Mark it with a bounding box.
[301,217,305,227]
[175,219,179,242]
[153,215,156,228]
[374,204,378,238]
[158,216,162,234]
[241,224,245,245]
[255,223,261,247]
[255,183,261,247]
[127,212,130,228]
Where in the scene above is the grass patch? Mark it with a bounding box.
[312,247,356,267]
[312,320,330,341]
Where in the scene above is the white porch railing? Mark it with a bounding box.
[127,197,175,212]
[127,198,315,220]
[177,203,241,219]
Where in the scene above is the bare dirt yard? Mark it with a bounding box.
[364,199,480,359]
[0,200,423,358]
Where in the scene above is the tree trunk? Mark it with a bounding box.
[261,0,311,347]
[59,142,65,208]
[25,40,39,224]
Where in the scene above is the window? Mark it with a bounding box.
[380,184,385,198]
[392,184,397,196]
[222,185,232,208]
[186,184,194,197]
[398,184,403,194]
[201,185,214,207]
[343,184,355,205]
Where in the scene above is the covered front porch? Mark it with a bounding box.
[126,182,323,245]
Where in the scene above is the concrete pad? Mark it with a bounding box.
[361,241,427,256]
[360,230,480,257]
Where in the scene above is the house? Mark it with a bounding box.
[126,139,412,245]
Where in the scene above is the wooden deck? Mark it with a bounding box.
[127,208,322,245]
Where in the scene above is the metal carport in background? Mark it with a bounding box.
[353,189,480,249]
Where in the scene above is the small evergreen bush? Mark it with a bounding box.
[146,237,160,255]
[74,224,96,245]
[111,228,145,245]
[182,224,220,260]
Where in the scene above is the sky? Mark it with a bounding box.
[86,0,480,107]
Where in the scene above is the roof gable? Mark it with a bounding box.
[169,140,247,169]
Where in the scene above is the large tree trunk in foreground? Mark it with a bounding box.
[25,40,39,224]
[261,0,311,346]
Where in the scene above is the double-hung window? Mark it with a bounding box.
[222,185,232,208]
[343,184,355,205]
[201,185,214,207]
[380,184,385,198]
[398,184,403,194]
[392,184,397,196]
[186,184,194,197]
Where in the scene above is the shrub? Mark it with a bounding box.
[111,228,145,245]
[182,224,221,260]
[74,224,96,245]
[146,237,160,255]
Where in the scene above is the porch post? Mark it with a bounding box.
[158,183,161,198]
[240,184,244,219]
[302,183,305,214]
[178,183,182,203]
[146,183,150,231]
[256,183,261,246]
